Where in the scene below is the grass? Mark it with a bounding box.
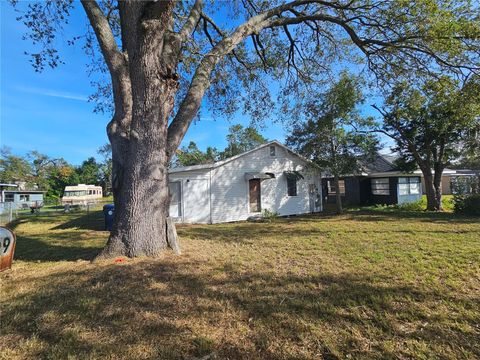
[346,195,455,213]
[1,209,479,359]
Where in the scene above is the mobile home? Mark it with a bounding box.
[62,184,103,205]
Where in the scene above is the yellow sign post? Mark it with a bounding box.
[0,227,16,271]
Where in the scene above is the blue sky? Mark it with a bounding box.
[0,2,287,165]
[1,2,389,166]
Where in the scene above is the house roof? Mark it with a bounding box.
[357,154,477,177]
[64,184,102,191]
[4,190,46,194]
[169,140,313,173]
[360,154,397,173]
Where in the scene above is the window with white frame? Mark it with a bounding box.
[19,194,30,202]
[398,177,420,195]
[168,182,182,217]
[5,193,14,202]
[327,180,345,195]
[269,145,276,156]
[371,178,390,195]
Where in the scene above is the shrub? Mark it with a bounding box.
[262,208,279,222]
[396,200,424,211]
[454,194,480,216]
[451,175,480,195]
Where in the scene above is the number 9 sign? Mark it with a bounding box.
[0,227,16,272]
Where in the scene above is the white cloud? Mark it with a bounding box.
[15,85,89,102]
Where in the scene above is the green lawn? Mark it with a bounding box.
[1,210,479,359]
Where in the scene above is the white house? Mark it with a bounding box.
[168,141,322,224]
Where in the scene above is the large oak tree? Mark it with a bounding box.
[11,0,480,258]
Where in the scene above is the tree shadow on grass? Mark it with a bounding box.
[8,211,107,232]
[2,259,478,359]
[52,210,106,231]
[7,212,107,262]
[14,235,103,262]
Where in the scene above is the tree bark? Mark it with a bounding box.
[98,77,176,259]
[334,174,343,214]
[421,167,442,211]
[433,163,444,211]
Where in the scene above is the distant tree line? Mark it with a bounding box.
[0,146,112,203]
[172,124,267,167]
[0,123,265,202]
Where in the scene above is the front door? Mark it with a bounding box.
[249,179,261,213]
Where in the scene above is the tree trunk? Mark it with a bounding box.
[433,163,444,211]
[422,168,442,211]
[98,142,170,259]
[334,175,343,214]
[96,2,179,259]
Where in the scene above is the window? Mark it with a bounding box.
[327,180,345,195]
[284,171,303,196]
[287,177,297,196]
[372,178,390,195]
[19,194,30,202]
[5,193,14,202]
[399,177,420,195]
[168,182,182,217]
[269,145,276,156]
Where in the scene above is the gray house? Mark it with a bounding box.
[0,184,45,213]
[322,154,422,206]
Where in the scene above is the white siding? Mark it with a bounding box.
[210,145,320,223]
[168,169,211,223]
[168,143,322,224]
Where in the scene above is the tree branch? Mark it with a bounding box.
[179,0,203,41]
[165,1,380,158]
[81,0,132,153]
[166,0,479,158]
[201,13,253,71]
[81,0,126,77]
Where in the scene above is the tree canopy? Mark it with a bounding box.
[174,141,219,167]
[286,72,378,213]
[376,76,480,210]
[12,0,480,124]
[220,124,268,159]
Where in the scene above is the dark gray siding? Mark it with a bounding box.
[323,176,405,206]
[322,177,361,205]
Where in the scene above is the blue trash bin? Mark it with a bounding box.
[103,204,115,231]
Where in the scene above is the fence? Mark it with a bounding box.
[0,200,112,227]
[0,203,19,226]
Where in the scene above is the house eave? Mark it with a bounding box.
[169,140,317,174]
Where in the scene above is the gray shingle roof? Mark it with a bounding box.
[360,154,397,173]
